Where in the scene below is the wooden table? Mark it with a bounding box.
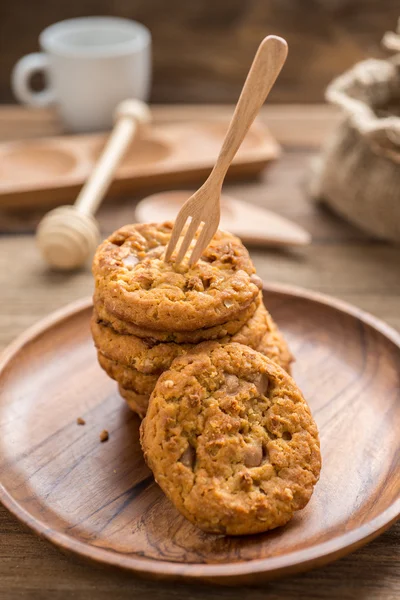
[0,105,399,599]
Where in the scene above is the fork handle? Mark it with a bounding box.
[208,36,287,185]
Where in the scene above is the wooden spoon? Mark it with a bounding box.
[135,190,311,247]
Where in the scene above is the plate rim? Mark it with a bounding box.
[0,283,399,582]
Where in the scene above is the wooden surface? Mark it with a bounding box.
[0,117,278,210]
[0,105,399,598]
[0,288,399,585]
[0,0,399,103]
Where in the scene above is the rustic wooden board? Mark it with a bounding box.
[0,119,279,209]
[0,105,399,599]
[0,104,341,145]
[0,105,342,234]
[0,286,399,585]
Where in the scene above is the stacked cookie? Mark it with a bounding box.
[141,343,321,535]
[92,222,321,535]
[91,222,292,418]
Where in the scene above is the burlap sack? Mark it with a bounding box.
[310,23,400,243]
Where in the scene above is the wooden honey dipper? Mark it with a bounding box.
[36,99,151,270]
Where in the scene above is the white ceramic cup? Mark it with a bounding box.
[12,17,151,132]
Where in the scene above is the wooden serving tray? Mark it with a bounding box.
[0,119,279,209]
[0,284,399,585]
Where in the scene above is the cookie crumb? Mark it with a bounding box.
[76,417,86,426]
[100,430,109,443]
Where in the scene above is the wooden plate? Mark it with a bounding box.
[0,285,399,585]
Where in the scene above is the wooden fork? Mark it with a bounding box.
[164,35,288,266]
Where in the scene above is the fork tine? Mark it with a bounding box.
[188,220,219,266]
[164,209,190,261]
[175,216,201,264]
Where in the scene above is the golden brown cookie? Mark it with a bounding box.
[99,315,293,417]
[118,385,149,419]
[98,320,292,419]
[95,304,293,418]
[92,222,261,331]
[93,292,261,343]
[256,316,293,374]
[97,352,159,394]
[141,342,320,535]
[91,300,277,375]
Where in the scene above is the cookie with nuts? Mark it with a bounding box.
[97,351,159,393]
[92,222,261,331]
[140,342,320,535]
[96,306,293,418]
[118,385,150,420]
[93,291,260,343]
[91,299,275,375]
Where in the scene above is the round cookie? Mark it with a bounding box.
[91,301,274,374]
[92,222,261,331]
[118,385,149,419]
[93,292,261,343]
[256,317,293,374]
[97,351,158,394]
[97,321,292,419]
[141,342,320,535]
[98,318,293,418]
[95,307,293,419]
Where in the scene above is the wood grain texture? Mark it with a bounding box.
[0,104,342,145]
[0,0,399,103]
[0,105,399,598]
[0,287,399,584]
[0,119,278,210]
[0,104,340,235]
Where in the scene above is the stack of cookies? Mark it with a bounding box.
[91,222,292,418]
[92,221,321,535]
[141,342,321,535]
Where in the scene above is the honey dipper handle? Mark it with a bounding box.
[209,36,287,185]
[75,100,151,216]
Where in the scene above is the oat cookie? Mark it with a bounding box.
[93,292,260,343]
[91,300,270,374]
[141,342,320,535]
[92,222,261,331]
[118,385,149,419]
[97,315,292,418]
[95,305,293,418]
[99,314,293,417]
[256,316,293,374]
[97,352,159,394]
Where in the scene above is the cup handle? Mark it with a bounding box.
[11,53,56,107]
